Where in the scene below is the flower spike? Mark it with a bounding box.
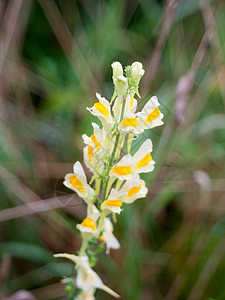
[55,61,164,299]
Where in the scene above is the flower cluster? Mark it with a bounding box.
[55,61,164,299]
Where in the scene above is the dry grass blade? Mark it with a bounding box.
[0,195,77,223]
[0,0,24,73]
[142,0,180,94]
[38,0,101,95]
[187,237,225,300]
[0,254,11,287]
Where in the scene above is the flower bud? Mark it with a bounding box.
[111,62,128,97]
[130,62,145,97]
[111,61,123,80]
[114,75,128,98]
[131,62,145,82]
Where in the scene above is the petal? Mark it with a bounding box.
[133,139,153,158]
[73,161,87,180]
[143,96,160,110]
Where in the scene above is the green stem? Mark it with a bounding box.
[98,211,107,228]
[101,134,120,202]
[101,95,126,203]
[75,239,88,269]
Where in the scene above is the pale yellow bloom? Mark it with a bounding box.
[120,174,148,203]
[75,288,95,300]
[110,139,155,180]
[101,189,123,214]
[87,93,114,128]
[112,94,136,121]
[82,123,107,172]
[137,96,164,129]
[63,162,95,202]
[76,254,103,292]
[110,154,134,180]
[54,253,120,298]
[113,94,141,134]
[132,139,155,173]
[82,123,106,153]
[83,145,97,173]
[77,205,100,238]
[77,217,97,235]
[100,217,120,254]
[119,113,144,135]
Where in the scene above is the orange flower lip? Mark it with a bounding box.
[128,183,142,197]
[136,153,152,168]
[94,102,109,117]
[81,217,96,230]
[145,107,160,123]
[103,199,122,207]
[69,174,85,193]
[111,166,132,175]
[99,236,105,243]
[91,134,100,150]
[88,145,94,159]
[121,118,138,127]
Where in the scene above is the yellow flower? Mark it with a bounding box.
[110,154,134,180]
[77,217,97,234]
[87,93,114,129]
[100,217,120,254]
[110,139,155,180]
[74,288,95,300]
[77,205,100,238]
[83,145,97,173]
[119,113,143,135]
[76,217,98,251]
[137,96,164,129]
[101,189,123,214]
[82,123,106,153]
[119,174,148,204]
[113,94,144,135]
[132,139,155,173]
[54,253,120,298]
[63,162,95,202]
[82,123,107,172]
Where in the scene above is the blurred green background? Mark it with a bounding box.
[0,0,225,299]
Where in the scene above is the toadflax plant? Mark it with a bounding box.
[54,61,164,299]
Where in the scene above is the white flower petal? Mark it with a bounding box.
[73,161,87,180]
[133,139,153,157]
